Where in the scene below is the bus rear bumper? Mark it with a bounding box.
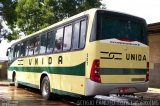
[85,79,148,96]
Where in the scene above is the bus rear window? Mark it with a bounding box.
[96,11,147,44]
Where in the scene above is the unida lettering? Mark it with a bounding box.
[126,53,146,61]
[100,51,147,61]
[28,56,63,65]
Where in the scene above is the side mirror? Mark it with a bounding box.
[6,47,11,56]
[6,51,9,56]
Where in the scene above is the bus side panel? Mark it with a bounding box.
[60,75,85,95]
[8,70,13,81]
[48,52,86,96]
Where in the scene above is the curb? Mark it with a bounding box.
[0,81,13,86]
[0,82,10,86]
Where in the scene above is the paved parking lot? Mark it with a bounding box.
[0,86,73,106]
[1,85,160,106]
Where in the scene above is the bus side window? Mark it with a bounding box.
[46,31,55,53]
[28,38,34,56]
[72,22,80,50]
[25,41,29,56]
[34,36,40,55]
[20,41,27,57]
[13,43,21,58]
[40,34,47,54]
[54,28,63,52]
[79,19,87,49]
[63,24,72,51]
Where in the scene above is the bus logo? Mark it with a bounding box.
[100,52,122,60]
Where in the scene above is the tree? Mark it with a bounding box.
[0,0,18,41]
[1,0,17,29]
[1,0,105,41]
[15,0,55,35]
[0,19,18,42]
[48,0,104,22]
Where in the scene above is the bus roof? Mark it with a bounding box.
[10,8,98,46]
[10,8,145,46]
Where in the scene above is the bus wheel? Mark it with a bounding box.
[41,76,51,100]
[13,74,20,88]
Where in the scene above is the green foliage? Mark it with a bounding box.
[0,20,2,30]
[0,0,17,42]
[5,30,20,42]
[1,0,17,29]
[15,0,55,34]
[1,0,105,41]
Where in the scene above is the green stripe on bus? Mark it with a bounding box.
[100,68,146,75]
[18,81,39,89]
[8,62,85,76]
[52,89,83,97]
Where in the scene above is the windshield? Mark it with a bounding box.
[8,46,14,62]
[95,10,147,44]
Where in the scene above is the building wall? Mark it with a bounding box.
[0,62,7,80]
[149,33,160,88]
[149,34,160,63]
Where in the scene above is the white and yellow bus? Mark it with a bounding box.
[7,8,149,100]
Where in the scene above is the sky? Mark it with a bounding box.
[102,0,160,24]
[0,0,160,60]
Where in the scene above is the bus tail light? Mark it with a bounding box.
[90,59,101,83]
[145,62,149,82]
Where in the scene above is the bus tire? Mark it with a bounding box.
[13,74,20,88]
[41,76,51,100]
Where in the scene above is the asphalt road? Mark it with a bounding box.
[0,86,73,106]
[1,86,160,106]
